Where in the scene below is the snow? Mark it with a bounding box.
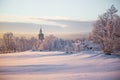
[0,51,120,80]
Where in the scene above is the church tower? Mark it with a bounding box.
[38,28,44,42]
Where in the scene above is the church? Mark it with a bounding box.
[38,28,44,42]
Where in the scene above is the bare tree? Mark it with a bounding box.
[92,5,120,54]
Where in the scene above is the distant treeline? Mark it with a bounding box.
[0,32,93,54]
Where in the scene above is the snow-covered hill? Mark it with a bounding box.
[0,51,120,80]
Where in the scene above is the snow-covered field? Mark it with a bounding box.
[0,51,120,80]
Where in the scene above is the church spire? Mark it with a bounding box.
[40,28,42,34]
[38,27,44,42]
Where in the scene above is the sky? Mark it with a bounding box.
[0,0,120,35]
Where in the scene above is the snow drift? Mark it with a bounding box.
[0,51,120,80]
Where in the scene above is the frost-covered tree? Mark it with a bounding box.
[3,33,16,52]
[0,38,6,53]
[92,5,120,54]
[0,33,35,53]
[64,40,73,52]
[32,38,40,51]
[38,35,57,51]
[54,39,66,51]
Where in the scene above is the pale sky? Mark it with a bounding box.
[0,0,120,35]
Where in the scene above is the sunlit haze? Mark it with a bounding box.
[0,0,120,36]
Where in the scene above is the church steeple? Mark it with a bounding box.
[40,28,42,34]
[38,28,44,42]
